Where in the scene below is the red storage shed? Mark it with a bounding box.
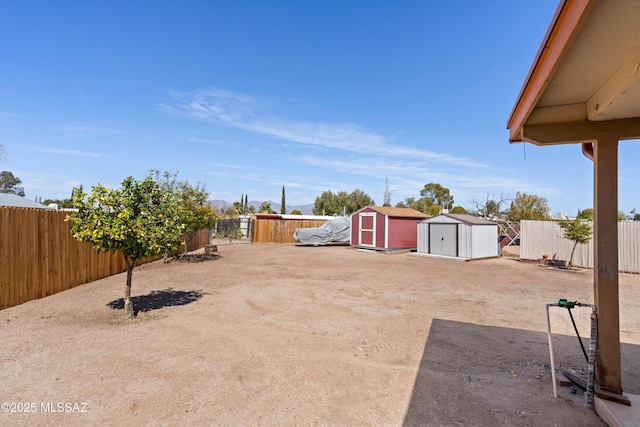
[350,206,428,251]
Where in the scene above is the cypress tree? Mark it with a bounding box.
[281,186,286,214]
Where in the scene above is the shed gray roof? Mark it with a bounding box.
[0,193,53,209]
[422,213,496,225]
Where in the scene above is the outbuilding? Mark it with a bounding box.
[417,214,499,259]
[350,206,428,251]
[0,193,53,209]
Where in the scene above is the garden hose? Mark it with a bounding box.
[586,310,597,407]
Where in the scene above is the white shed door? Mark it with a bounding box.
[429,224,457,256]
[359,213,376,247]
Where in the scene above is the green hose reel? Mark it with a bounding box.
[558,299,577,309]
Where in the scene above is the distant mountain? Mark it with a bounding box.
[209,200,233,210]
[209,200,314,215]
[269,201,315,215]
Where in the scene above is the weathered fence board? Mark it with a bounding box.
[0,207,210,310]
[252,218,327,243]
[182,228,210,252]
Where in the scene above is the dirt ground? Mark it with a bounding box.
[1,242,639,426]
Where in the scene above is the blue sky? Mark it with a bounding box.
[1,0,638,216]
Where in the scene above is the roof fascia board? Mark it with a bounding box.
[507,0,597,142]
[526,103,586,125]
[522,117,640,145]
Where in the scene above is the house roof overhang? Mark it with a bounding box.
[507,0,640,146]
[506,0,640,405]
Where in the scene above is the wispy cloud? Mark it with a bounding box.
[163,88,552,205]
[0,111,24,119]
[198,163,272,182]
[297,154,553,200]
[32,147,102,157]
[27,178,84,193]
[15,171,83,199]
[53,126,123,136]
[162,88,485,168]
[187,137,224,145]
[198,162,334,196]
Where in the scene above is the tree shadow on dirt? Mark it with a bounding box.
[166,253,221,263]
[294,243,350,248]
[106,288,204,316]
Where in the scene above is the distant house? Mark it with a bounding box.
[350,206,428,251]
[0,193,53,209]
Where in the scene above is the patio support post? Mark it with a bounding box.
[592,133,625,401]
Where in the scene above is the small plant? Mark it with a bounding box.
[559,212,593,268]
[216,227,242,240]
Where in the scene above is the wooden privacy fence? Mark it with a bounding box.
[0,207,210,310]
[182,228,210,252]
[252,218,327,243]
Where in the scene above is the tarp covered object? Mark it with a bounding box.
[293,217,350,246]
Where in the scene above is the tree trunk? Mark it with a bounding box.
[182,231,195,256]
[568,241,578,268]
[123,255,136,320]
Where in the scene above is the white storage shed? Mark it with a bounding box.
[417,214,499,259]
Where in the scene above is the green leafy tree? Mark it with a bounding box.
[395,198,409,209]
[428,205,442,216]
[281,186,286,214]
[347,189,374,214]
[577,208,594,221]
[559,211,593,267]
[395,183,454,214]
[68,176,185,319]
[313,189,374,216]
[151,170,218,253]
[290,209,302,215]
[174,183,217,253]
[232,194,251,215]
[233,200,243,214]
[450,206,468,214]
[0,170,26,197]
[420,183,454,209]
[485,200,498,216]
[505,192,551,222]
[314,190,344,215]
[259,201,276,214]
[233,194,246,215]
[395,196,431,213]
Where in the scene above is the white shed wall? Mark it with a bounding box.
[417,222,429,254]
[417,220,498,259]
[458,224,471,258]
[471,225,500,258]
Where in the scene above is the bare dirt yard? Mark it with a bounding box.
[1,242,639,426]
